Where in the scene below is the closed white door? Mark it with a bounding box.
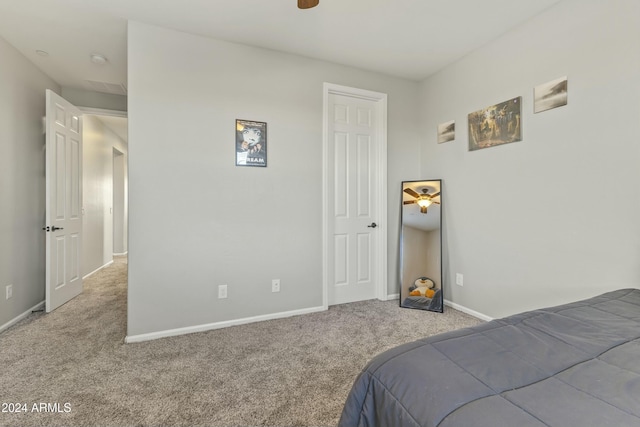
[327,91,383,305]
[45,90,83,312]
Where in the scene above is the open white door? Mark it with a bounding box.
[45,90,83,312]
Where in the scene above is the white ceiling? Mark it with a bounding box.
[0,0,561,92]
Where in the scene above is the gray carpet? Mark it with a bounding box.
[0,257,482,427]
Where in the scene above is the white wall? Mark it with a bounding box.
[127,21,421,337]
[401,226,441,297]
[424,228,441,290]
[0,36,60,328]
[61,87,127,113]
[113,149,127,255]
[419,0,640,318]
[82,115,128,277]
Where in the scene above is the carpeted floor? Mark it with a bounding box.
[0,257,482,427]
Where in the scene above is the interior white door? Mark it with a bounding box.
[327,92,379,305]
[45,89,83,312]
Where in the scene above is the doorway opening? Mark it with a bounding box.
[82,113,128,279]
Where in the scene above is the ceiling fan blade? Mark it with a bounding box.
[298,0,319,9]
[403,200,417,205]
[427,191,441,199]
[403,188,420,198]
[432,201,440,205]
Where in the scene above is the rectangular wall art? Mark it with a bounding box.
[437,120,455,144]
[534,76,568,113]
[468,97,522,151]
[236,119,267,167]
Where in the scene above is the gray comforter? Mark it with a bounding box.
[339,288,640,427]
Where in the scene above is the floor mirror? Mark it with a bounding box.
[400,180,443,312]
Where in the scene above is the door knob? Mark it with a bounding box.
[51,226,64,231]
[367,222,378,228]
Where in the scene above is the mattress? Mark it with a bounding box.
[339,288,640,427]
[401,288,442,311]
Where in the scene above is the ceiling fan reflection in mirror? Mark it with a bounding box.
[403,188,440,214]
[298,0,319,9]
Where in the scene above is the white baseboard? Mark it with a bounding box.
[0,301,45,334]
[83,260,114,280]
[444,299,493,322]
[125,305,327,344]
[387,294,491,321]
[113,251,128,256]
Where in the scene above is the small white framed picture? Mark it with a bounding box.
[437,120,455,144]
[534,76,568,113]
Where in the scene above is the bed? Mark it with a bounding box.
[339,288,640,427]
[401,289,442,311]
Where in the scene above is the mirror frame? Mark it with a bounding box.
[399,179,443,313]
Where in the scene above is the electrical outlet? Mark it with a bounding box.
[271,279,280,293]
[218,284,228,299]
[6,284,13,300]
[456,273,464,287]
